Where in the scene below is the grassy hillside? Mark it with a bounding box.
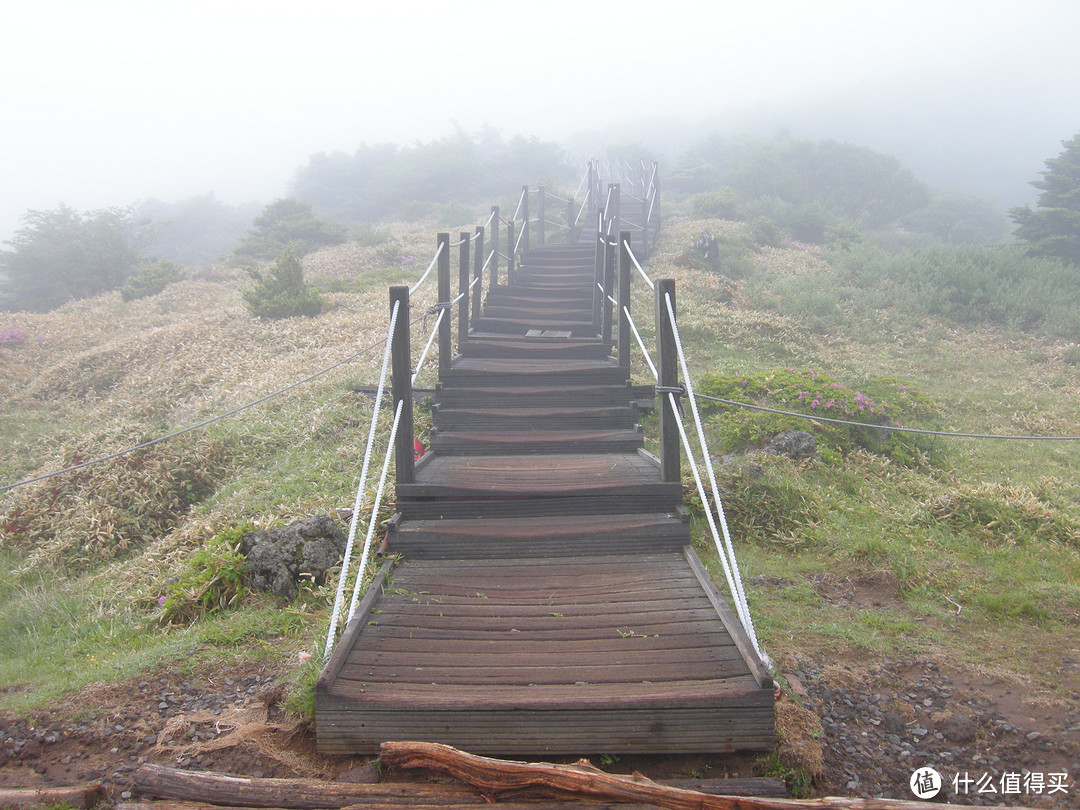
[2,209,1079,785]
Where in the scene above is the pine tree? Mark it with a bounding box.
[1009,133,1080,264]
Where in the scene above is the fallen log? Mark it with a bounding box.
[132,764,485,807]
[379,741,1019,810]
[0,783,105,809]
[119,803,660,810]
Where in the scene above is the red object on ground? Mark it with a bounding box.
[413,439,425,460]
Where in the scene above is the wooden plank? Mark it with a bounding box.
[683,547,774,690]
[317,559,394,692]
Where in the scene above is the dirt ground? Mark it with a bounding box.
[2,646,1078,807]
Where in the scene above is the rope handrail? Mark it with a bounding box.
[571,168,589,202]
[622,306,658,380]
[345,397,403,622]
[513,223,526,255]
[0,329,400,496]
[622,240,655,290]
[664,292,764,661]
[409,241,446,295]
[543,218,571,231]
[696,394,1080,441]
[543,190,572,205]
[325,298,401,657]
[511,187,527,222]
[412,308,446,385]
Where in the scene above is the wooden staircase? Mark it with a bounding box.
[316,230,774,756]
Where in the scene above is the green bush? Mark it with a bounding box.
[687,231,756,279]
[697,367,940,466]
[243,248,325,320]
[691,188,742,219]
[749,216,784,248]
[158,526,251,625]
[234,198,346,260]
[120,259,186,301]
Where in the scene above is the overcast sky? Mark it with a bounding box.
[2,0,1078,240]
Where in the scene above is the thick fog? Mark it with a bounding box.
[2,0,1078,239]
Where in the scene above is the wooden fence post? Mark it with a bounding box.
[471,225,484,329]
[390,286,415,486]
[489,206,499,288]
[506,220,515,284]
[521,185,530,254]
[437,233,451,378]
[458,231,470,351]
[617,231,632,372]
[567,197,576,244]
[656,279,679,483]
[537,187,545,246]
[600,219,616,349]
[593,226,604,333]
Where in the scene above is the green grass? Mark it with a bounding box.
[3,210,1080,721]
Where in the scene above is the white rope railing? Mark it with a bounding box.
[511,187,527,222]
[324,298,400,658]
[664,292,766,663]
[412,309,445,385]
[409,241,445,295]
[345,398,404,620]
[623,306,658,381]
[623,241,655,290]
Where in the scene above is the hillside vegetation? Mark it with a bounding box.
[2,200,1079,730]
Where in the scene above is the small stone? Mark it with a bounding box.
[1026,731,1042,741]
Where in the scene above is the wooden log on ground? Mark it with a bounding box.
[0,783,105,809]
[119,802,661,810]
[380,742,1017,810]
[132,764,484,807]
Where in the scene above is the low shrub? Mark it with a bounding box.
[685,231,756,279]
[697,367,940,466]
[691,188,742,220]
[120,259,186,301]
[157,525,251,625]
[243,248,325,320]
[921,482,1080,549]
[0,433,235,571]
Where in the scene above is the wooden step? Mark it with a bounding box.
[398,451,682,518]
[316,550,774,755]
[461,335,609,360]
[433,404,637,430]
[443,357,627,387]
[434,382,644,408]
[429,426,644,455]
[388,512,690,558]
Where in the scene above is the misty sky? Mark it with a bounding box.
[2,0,1078,241]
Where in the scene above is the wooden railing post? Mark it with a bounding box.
[537,187,546,246]
[656,279,679,483]
[390,286,414,486]
[567,197,576,244]
[458,231,470,351]
[641,197,650,258]
[471,225,484,329]
[600,219,616,348]
[609,183,620,233]
[617,231,632,372]
[437,233,451,378]
[489,206,499,288]
[587,161,596,211]
[506,220,515,284]
[593,226,604,332]
[521,185,530,253]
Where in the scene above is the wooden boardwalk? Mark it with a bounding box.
[316,232,774,755]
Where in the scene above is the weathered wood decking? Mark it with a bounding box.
[316,238,774,755]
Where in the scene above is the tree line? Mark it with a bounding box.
[2,129,1078,315]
